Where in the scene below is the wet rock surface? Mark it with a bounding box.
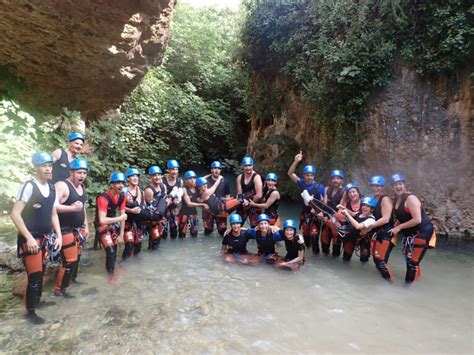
[0,0,176,119]
[246,60,473,237]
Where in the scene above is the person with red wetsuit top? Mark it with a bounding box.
[51,132,85,184]
[179,171,208,238]
[365,175,395,281]
[287,151,325,254]
[275,220,305,271]
[94,172,127,283]
[162,159,184,239]
[389,173,435,283]
[54,158,89,297]
[144,166,171,250]
[123,168,150,259]
[196,176,244,216]
[221,214,254,264]
[235,156,263,228]
[249,172,281,226]
[339,196,376,262]
[10,152,63,325]
[246,214,284,264]
[203,161,231,236]
[321,169,345,257]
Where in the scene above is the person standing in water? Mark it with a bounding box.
[54,158,89,297]
[10,152,63,324]
[179,171,205,238]
[51,132,85,184]
[235,156,263,228]
[390,173,435,283]
[203,161,231,236]
[287,151,325,254]
[162,159,184,239]
[249,172,281,226]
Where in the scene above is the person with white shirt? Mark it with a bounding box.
[10,152,63,325]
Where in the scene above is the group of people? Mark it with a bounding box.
[10,133,436,325]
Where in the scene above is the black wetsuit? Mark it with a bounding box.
[283,235,305,261]
[222,231,250,254]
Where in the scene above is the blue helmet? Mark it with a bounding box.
[283,219,297,230]
[345,182,359,191]
[70,158,89,171]
[369,175,386,186]
[361,196,377,208]
[211,161,222,169]
[229,214,243,224]
[391,173,406,185]
[303,165,316,174]
[184,170,197,180]
[257,214,270,222]
[196,177,208,188]
[32,152,53,167]
[265,172,278,182]
[242,156,254,166]
[68,132,85,142]
[330,169,344,179]
[167,159,180,169]
[148,166,162,175]
[110,172,126,183]
[125,168,141,177]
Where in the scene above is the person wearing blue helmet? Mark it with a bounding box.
[321,169,345,257]
[144,166,171,250]
[179,171,206,238]
[197,176,243,217]
[51,132,86,184]
[236,156,263,228]
[337,183,361,217]
[287,151,325,253]
[202,161,231,236]
[94,172,128,283]
[10,152,63,324]
[249,172,281,226]
[340,197,377,262]
[163,159,184,239]
[122,168,149,259]
[366,175,395,281]
[275,220,305,271]
[245,214,284,264]
[390,174,435,283]
[54,158,90,296]
[221,214,254,265]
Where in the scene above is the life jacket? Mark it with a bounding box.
[262,186,279,220]
[394,193,433,238]
[327,186,344,210]
[20,180,56,236]
[373,194,394,231]
[52,149,70,184]
[58,179,87,231]
[94,191,124,228]
[163,176,183,192]
[181,186,199,215]
[240,172,259,199]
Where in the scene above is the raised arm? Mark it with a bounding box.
[287,151,303,184]
[201,176,223,201]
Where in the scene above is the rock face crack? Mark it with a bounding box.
[0,0,176,119]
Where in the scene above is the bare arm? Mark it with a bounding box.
[144,187,154,204]
[341,209,365,230]
[55,181,83,213]
[287,151,303,184]
[202,176,223,201]
[98,209,127,226]
[250,191,280,209]
[236,174,242,195]
[51,206,63,249]
[183,188,207,209]
[51,148,62,162]
[323,186,329,204]
[252,175,263,202]
[370,196,393,229]
[10,201,36,246]
[394,195,422,231]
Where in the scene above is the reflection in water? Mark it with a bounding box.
[0,206,473,353]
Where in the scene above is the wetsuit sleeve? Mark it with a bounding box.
[97,195,109,213]
[16,182,33,203]
[272,230,284,242]
[245,228,257,239]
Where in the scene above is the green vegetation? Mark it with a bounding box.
[239,0,473,170]
[0,3,247,209]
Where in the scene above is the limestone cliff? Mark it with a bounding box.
[247,59,473,237]
[0,0,175,119]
